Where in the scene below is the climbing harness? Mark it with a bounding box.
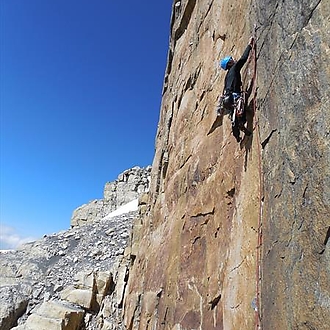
[231,92,245,126]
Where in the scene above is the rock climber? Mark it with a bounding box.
[216,37,255,140]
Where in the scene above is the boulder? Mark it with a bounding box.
[11,300,84,330]
[61,270,113,312]
[0,284,32,330]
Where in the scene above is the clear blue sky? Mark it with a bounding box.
[0,1,172,249]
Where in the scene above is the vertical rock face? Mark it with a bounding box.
[254,1,330,329]
[71,166,151,227]
[123,1,330,330]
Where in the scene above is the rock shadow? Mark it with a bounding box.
[240,100,255,171]
[207,114,224,135]
[240,81,256,171]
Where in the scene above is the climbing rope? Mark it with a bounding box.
[251,25,263,330]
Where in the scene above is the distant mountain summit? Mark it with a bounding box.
[71,166,151,227]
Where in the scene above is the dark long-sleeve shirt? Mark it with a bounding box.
[224,45,252,93]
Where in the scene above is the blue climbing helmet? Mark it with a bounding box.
[220,56,232,70]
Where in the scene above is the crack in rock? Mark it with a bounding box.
[190,208,215,219]
[261,129,277,149]
[209,293,221,310]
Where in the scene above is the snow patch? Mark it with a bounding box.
[103,199,138,220]
[0,250,14,253]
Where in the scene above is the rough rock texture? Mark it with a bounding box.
[0,209,137,330]
[122,1,330,330]
[0,284,32,330]
[2,1,329,329]
[71,166,151,227]
[254,1,330,329]
[12,300,85,330]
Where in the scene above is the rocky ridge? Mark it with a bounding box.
[0,166,151,330]
[0,210,137,330]
[71,166,151,227]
